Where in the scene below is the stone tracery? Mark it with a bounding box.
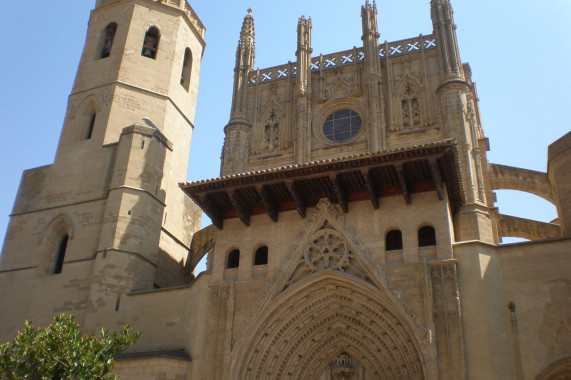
[304,229,349,270]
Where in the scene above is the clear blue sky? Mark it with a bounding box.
[0,0,569,250]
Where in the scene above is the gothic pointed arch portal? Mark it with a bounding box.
[231,199,427,379]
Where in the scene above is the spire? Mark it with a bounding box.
[240,8,255,55]
[237,8,255,70]
[430,0,463,78]
[230,8,256,122]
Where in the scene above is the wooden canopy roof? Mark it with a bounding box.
[180,140,463,229]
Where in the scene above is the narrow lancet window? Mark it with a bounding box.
[142,27,160,59]
[180,48,192,91]
[53,235,68,274]
[86,113,96,139]
[100,23,117,59]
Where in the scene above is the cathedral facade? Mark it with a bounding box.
[0,1,569,379]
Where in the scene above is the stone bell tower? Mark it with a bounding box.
[0,0,205,334]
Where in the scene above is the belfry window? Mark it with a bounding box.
[227,249,240,269]
[142,27,160,59]
[100,23,117,59]
[180,48,192,91]
[86,113,96,140]
[418,226,436,247]
[53,235,68,274]
[254,246,268,266]
[386,229,403,251]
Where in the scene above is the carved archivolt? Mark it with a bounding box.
[231,273,426,379]
[230,199,427,379]
[536,357,571,380]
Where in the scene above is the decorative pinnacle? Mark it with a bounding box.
[362,0,376,11]
[298,15,312,26]
[240,8,255,38]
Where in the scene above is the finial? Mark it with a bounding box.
[247,8,252,15]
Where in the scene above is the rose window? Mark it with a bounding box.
[304,229,349,270]
[323,109,362,143]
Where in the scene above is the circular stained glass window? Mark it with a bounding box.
[323,109,362,143]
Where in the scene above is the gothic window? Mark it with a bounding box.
[180,48,192,91]
[386,229,403,251]
[401,83,421,129]
[254,246,268,266]
[323,109,362,143]
[86,113,96,140]
[264,109,279,152]
[100,23,117,59]
[227,249,240,269]
[142,27,160,59]
[53,234,68,274]
[418,226,436,247]
[42,215,72,274]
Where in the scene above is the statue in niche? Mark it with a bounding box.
[326,352,365,380]
[401,82,421,130]
[264,109,279,152]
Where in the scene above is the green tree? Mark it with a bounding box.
[0,314,140,379]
